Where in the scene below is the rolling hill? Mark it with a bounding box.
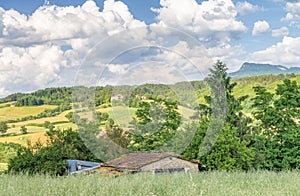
[0,73,299,146]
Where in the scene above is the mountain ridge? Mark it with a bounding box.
[229,62,300,78]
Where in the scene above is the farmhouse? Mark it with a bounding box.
[99,152,204,174]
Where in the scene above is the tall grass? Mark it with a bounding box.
[0,171,299,196]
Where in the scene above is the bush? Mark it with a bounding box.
[8,128,100,175]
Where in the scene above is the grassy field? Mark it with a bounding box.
[0,132,48,146]
[0,105,57,121]
[0,171,299,195]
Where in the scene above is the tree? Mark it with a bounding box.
[252,79,300,170]
[20,125,27,134]
[8,128,100,175]
[105,119,130,149]
[44,121,55,131]
[0,121,8,134]
[129,99,181,151]
[203,124,254,171]
[182,61,254,171]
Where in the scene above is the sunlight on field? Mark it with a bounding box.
[0,105,57,121]
[0,132,48,146]
[9,110,71,127]
[0,162,7,172]
[7,126,46,134]
[97,106,137,127]
[55,123,77,130]
[0,102,15,108]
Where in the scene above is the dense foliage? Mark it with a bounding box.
[0,121,8,133]
[7,128,100,175]
[182,61,254,171]
[128,99,181,151]
[252,80,300,170]
[0,143,20,164]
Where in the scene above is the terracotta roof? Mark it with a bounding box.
[103,152,175,170]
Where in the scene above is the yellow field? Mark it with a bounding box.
[0,102,15,108]
[0,132,48,146]
[7,126,46,134]
[55,123,77,130]
[8,110,71,128]
[0,105,57,121]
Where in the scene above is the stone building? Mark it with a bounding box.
[99,152,204,174]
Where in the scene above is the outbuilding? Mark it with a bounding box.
[99,152,205,174]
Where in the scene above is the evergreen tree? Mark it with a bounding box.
[182,61,254,171]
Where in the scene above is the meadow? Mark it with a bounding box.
[0,171,299,196]
[0,104,57,121]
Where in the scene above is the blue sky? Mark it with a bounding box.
[0,0,300,97]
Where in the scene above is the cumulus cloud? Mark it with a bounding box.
[247,36,300,66]
[282,1,300,21]
[0,0,249,97]
[0,45,67,96]
[272,27,289,37]
[252,20,270,35]
[152,0,247,46]
[0,0,146,97]
[236,1,261,15]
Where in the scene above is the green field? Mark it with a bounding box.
[0,171,299,195]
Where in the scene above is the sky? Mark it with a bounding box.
[0,0,300,97]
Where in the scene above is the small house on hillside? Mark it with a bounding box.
[111,94,124,101]
[99,152,204,174]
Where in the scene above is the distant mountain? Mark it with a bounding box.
[229,62,300,78]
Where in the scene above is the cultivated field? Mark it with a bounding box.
[0,171,299,196]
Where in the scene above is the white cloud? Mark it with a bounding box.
[107,64,130,75]
[0,44,67,95]
[0,0,249,97]
[247,36,300,66]
[152,0,247,46]
[0,0,148,96]
[236,1,261,15]
[282,1,300,21]
[272,27,289,37]
[252,20,270,35]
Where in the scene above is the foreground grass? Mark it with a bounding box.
[0,171,299,196]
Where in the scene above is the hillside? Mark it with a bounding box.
[0,73,299,145]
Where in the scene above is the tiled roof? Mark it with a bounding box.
[103,152,175,170]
